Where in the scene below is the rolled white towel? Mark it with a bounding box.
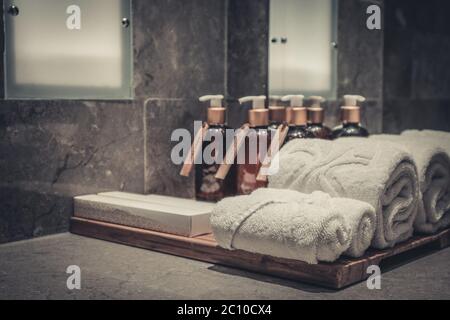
[269,138,420,249]
[380,130,450,233]
[332,198,376,258]
[210,188,375,264]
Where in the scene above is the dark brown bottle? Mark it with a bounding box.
[282,95,314,142]
[268,96,285,133]
[306,96,332,140]
[332,95,369,139]
[195,95,236,202]
[236,96,270,195]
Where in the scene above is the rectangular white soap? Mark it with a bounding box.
[98,191,214,211]
[74,192,214,237]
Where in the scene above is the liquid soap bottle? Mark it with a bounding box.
[306,96,332,140]
[282,95,313,142]
[268,95,285,133]
[332,95,369,139]
[237,96,270,195]
[195,95,236,202]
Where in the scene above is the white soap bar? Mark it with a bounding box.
[74,193,214,237]
[98,191,213,211]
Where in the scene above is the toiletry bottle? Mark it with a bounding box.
[306,96,332,140]
[332,95,369,139]
[268,95,285,133]
[282,95,313,142]
[195,95,236,202]
[237,96,270,195]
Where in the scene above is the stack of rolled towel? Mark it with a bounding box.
[210,130,450,264]
[371,130,450,234]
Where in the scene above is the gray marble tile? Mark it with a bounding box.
[383,0,450,132]
[0,5,4,100]
[133,0,227,99]
[227,0,269,100]
[144,99,204,198]
[383,99,450,134]
[337,0,384,101]
[0,100,145,194]
[0,99,145,243]
[0,186,72,244]
[410,33,450,100]
[383,30,413,100]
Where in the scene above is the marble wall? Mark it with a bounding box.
[336,0,384,134]
[383,0,450,133]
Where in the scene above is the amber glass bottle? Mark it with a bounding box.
[282,95,313,142]
[195,95,236,202]
[236,96,270,195]
[332,95,369,139]
[306,96,332,140]
[268,96,285,133]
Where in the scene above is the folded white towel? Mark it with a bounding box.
[269,138,419,249]
[375,130,450,233]
[210,188,375,264]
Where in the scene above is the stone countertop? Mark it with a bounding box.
[0,233,449,300]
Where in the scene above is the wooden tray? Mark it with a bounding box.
[70,217,450,289]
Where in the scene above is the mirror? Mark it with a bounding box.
[3,0,133,100]
[268,0,338,98]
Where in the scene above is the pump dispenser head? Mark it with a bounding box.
[282,95,307,126]
[341,95,366,124]
[282,95,305,107]
[307,96,326,124]
[239,96,268,127]
[199,95,226,125]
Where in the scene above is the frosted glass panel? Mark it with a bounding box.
[269,0,337,98]
[4,0,132,99]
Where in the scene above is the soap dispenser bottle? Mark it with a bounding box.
[268,95,285,133]
[195,95,236,202]
[282,95,313,142]
[237,96,270,195]
[306,96,332,140]
[332,95,369,139]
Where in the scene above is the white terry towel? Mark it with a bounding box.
[377,130,450,233]
[210,188,376,264]
[269,138,420,249]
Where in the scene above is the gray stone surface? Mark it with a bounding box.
[0,100,145,243]
[144,99,203,198]
[226,0,269,129]
[0,100,144,190]
[337,0,385,101]
[133,0,227,100]
[0,233,449,300]
[383,0,450,133]
[383,99,450,134]
[337,0,385,134]
[0,186,72,244]
[227,0,269,100]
